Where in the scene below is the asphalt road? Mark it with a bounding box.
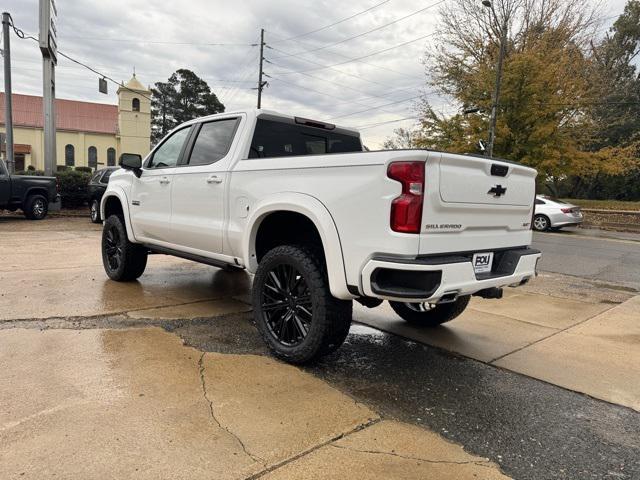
[533,229,640,291]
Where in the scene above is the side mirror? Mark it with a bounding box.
[119,153,142,177]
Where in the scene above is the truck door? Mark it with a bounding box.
[129,126,192,244]
[169,116,241,255]
[0,160,10,206]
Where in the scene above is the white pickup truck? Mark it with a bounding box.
[101,109,541,363]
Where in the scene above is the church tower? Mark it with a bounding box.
[117,74,151,157]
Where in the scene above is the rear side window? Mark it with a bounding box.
[90,171,103,183]
[187,119,239,166]
[249,119,362,159]
[535,199,545,205]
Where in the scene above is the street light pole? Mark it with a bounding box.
[483,0,507,158]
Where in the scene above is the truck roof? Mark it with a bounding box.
[191,109,361,138]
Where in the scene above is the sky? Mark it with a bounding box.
[0,0,630,148]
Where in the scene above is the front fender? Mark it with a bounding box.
[243,192,354,300]
[100,186,137,243]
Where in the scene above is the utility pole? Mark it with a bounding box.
[483,0,507,158]
[39,0,57,176]
[257,28,265,109]
[2,12,14,174]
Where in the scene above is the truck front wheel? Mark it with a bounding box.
[252,245,352,364]
[102,215,148,281]
[24,194,48,220]
[389,295,470,327]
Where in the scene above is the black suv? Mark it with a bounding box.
[0,159,60,220]
[88,167,119,223]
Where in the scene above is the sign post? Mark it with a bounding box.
[2,12,14,173]
[39,0,57,176]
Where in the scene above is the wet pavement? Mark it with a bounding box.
[1,215,640,479]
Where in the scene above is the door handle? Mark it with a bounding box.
[159,177,170,185]
[206,175,223,184]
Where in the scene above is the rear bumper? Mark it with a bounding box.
[549,211,583,227]
[361,247,541,302]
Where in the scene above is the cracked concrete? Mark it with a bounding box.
[0,326,508,480]
[197,352,266,465]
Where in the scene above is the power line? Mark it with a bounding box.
[266,42,423,87]
[59,36,257,47]
[356,116,420,129]
[273,32,437,74]
[57,51,153,101]
[267,56,420,100]
[327,95,420,120]
[266,45,424,95]
[270,0,394,43]
[269,75,412,118]
[271,0,445,60]
[7,16,154,101]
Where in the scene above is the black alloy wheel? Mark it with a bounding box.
[90,199,101,223]
[261,264,312,346]
[252,245,352,364]
[101,215,148,281]
[104,223,123,272]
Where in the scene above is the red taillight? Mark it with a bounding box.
[387,161,425,234]
[561,208,572,213]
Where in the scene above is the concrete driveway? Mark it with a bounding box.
[1,215,639,479]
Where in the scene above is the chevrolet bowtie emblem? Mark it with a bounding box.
[488,185,507,197]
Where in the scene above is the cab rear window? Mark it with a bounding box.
[249,119,362,159]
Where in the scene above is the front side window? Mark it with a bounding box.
[90,171,103,183]
[249,119,362,159]
[148,127,191,168]
[187,119,239,166]
[88,146,97,169]
[65,144,75,166]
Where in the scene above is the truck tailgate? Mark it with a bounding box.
[419,152,536,255]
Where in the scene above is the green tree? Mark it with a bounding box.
[150,69,225,144]
[402,0,609,188]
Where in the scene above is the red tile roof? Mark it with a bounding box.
[0,92,118,135]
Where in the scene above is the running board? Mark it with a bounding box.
[144,244,243,271]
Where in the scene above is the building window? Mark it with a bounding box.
[107,147,116,166]
[132,98,140,112]
[88,146,97,169]
[65,144,75,166]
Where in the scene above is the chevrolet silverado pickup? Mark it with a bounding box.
[100,110,541,363]
[0,159,59,220]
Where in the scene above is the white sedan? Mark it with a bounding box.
[533,196,584,231]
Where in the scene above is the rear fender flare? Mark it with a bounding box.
[243,193,353,300]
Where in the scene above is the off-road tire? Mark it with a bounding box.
[90,199,101,223]
[252,245,352,364]
[102,214,148,281]
[389,295,471,327]
[24,194,48,220]
[533,214,550,232]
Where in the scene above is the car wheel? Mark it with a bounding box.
[102,214,148,281]
[24,194,48,220]
[389,295,471,327]
[252,245,352,364]
[533,214,550,232]
[90,199,101,223]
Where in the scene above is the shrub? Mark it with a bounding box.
[15,169,45,176]
[75,166,93,173]
[27,165,35,171]
[55,170,92,208]
[57,165,70,172]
